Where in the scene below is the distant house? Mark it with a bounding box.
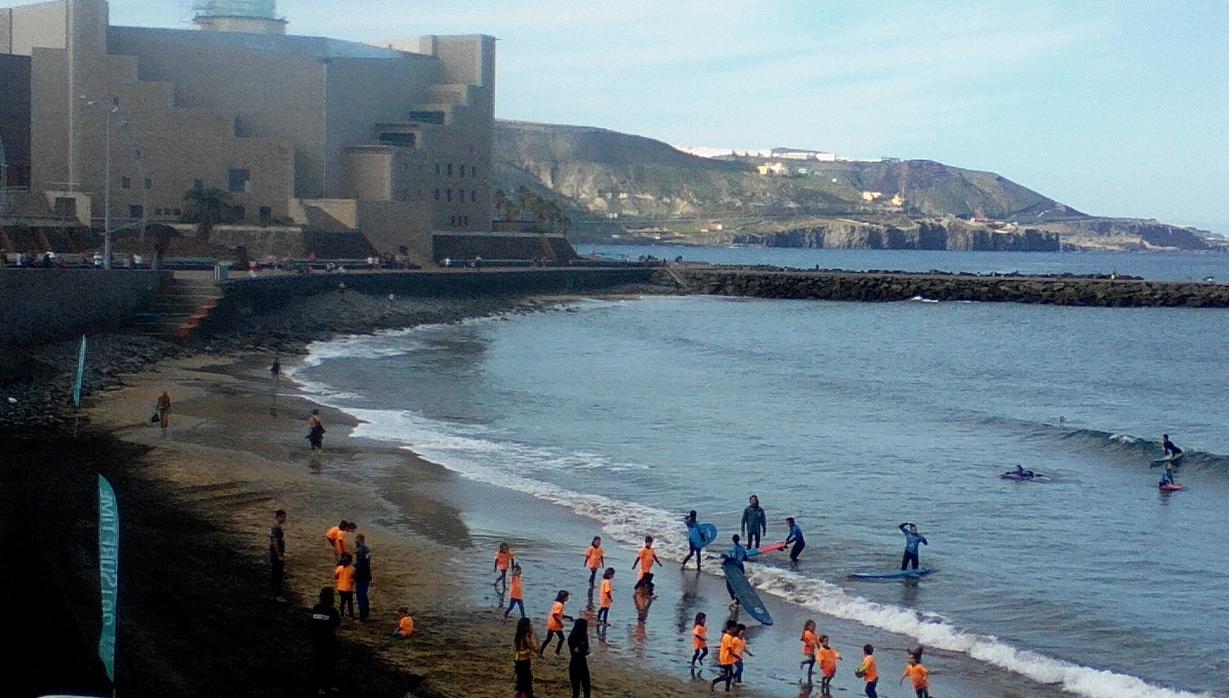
[756,162,789,176]
[861,191,884,202]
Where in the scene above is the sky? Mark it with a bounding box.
[13,1,1229,232]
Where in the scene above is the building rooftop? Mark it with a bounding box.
[108,25,424,61]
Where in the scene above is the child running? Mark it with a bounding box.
[710,621,738,693]
[584,536,605,587]
[800,619,819,684]
[817,634,841,694]
[538,590,573,656]
[391,607,414,638]
[632,535,662,589]
[597,568,615,625]
[732,624,752,684]
[334,552,356,618]
[494,542,515,587]
[690,612,709,668]
[856,644,879,698]
[900,650,931,698]
[504,564,526,619]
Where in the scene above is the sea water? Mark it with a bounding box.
[293,286,1229,697]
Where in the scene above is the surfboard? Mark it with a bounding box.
[851,568,933,580]
[1150,453,1185,467]
[689,523,719,549]
[1000,472,1042,481]
[722,560,773,625]
[747,542,786,556]
[1158,483,1185,492]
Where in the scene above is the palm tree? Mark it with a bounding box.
[182,186,238,242]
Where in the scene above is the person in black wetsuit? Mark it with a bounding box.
[899,523,928,571]
[1163,434,1183,459]
[681,510,702,570]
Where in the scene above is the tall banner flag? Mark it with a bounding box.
[98,474,120,684]
[73,336,87,408]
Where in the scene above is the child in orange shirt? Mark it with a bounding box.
[710,621,738,693]
[324,520,349,561]
[817,634,841,694]
[493,542,515,587]
[856,643,879,698]
[899,651,930,698]
[800,619,819,684]
[597,567,615,625]
[631,535,662,589]
[391,606,414,638]
[690,612,708,667]
[732,624,752,684]
[504,564,525,619]
[584,536,605,587]
[334,552,356,618]
[538,589,572,656]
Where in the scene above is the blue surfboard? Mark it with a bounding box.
[689,523,718,549]
[722,560,772,625]
[851,568,933,580]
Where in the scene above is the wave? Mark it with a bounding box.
[322,404,1208,698]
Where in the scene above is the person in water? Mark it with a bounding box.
[817,634,841,694]
[682,510,702,570]
[584,536,605,587]
[504,564,525,619]
[722,534,750,608]
[494,542,515,587]
[710,621,738,693]
[1161,460,1178,487]
[800,619,818,684]
[632,536,662,588]
[690,612,708,667]
[597,567,614,625]
[785,517,806,562]
[900,650,931,698]
[1009,464,1036,479]
[1163,434,1183,459]
[899,522,928,571]
[741,495,767,549]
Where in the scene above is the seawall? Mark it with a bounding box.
[0,269,169,352]
[667,268,1229,307]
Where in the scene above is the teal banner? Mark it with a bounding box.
[73,336,87,408]
[98,474,119,684]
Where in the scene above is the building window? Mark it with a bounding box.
[472,165,478,178]
[144,177,152,190]
[233,116,251,138]
[435,163,440,176]
[446,189,452,202]
[434,189,440,200]
[121,177,131,189]
[459,165,465,178]
[471,190,477,203]
[228,168,251,193]
[129,204,144,219]
[259,207,272,223]
[174,208,182,216]
[232,205,245,221]
[447,163,453,177]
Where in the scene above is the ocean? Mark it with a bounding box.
[291,250,1229,697]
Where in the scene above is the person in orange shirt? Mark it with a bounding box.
[800,619,819,684]
[324,520,348,561]
[900,650,930,698]
[709,621,738,692]
[731,624,752,684]
[391,606,414,638]
[631,535,662,589]
[334,552,356,618]
[538,589,573,656]
[596,567,615,625]
[504,564,526,619]
[493,542,515,588]
[855,643,879,698]
[690,612,708,668]
[583,536,605,587]
[817,634,842,694]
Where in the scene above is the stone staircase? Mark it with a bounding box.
[132,276,224,342]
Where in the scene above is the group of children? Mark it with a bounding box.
[322,519,415,638]
[494,532,935,698]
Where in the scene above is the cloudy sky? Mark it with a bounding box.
[12,1,1229,232]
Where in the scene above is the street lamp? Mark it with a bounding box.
[82,95,119,269]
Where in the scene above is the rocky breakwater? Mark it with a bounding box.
[667,268,1229,307]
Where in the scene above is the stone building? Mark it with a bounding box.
[0,0,497,260]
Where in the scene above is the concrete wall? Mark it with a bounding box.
[0,1,67,56]
[0,268,168,350]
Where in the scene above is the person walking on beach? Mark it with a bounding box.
[307,409,326,452]
[682,510,703,570]
[513,617,536,697]
[817,634,841,694]
[785,516,806,563]
[269,509,287,595]
[900,650,931,698]
[691,612,709,668]
[584,536,605,587]
[334,552,356,618]
[632,535,662,589]
[800,619,819,684]
[494,542,515,588]
[156,390,172,434]
[310,587,341,695]
[899,522,928,571]
[711,621,738,692]
[270,355,281,387]
[505,564,526,619]
[354,533,373,621]
[539,590,573,656]
[596,567,614,625]
[567,618,592,698]
[722,534,750,608]
[741,495,766,549]
[732,624,752,684]
[856,644,879,698]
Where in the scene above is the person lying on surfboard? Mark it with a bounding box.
[1162,434,1183,460]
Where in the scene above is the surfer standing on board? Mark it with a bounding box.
[1163,434,1183,460]
[899,523,928,571]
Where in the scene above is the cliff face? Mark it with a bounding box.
[730,220,1059,251]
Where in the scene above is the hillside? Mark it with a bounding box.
[493,120,1219,252]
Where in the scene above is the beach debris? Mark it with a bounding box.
[7,397,16,404]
